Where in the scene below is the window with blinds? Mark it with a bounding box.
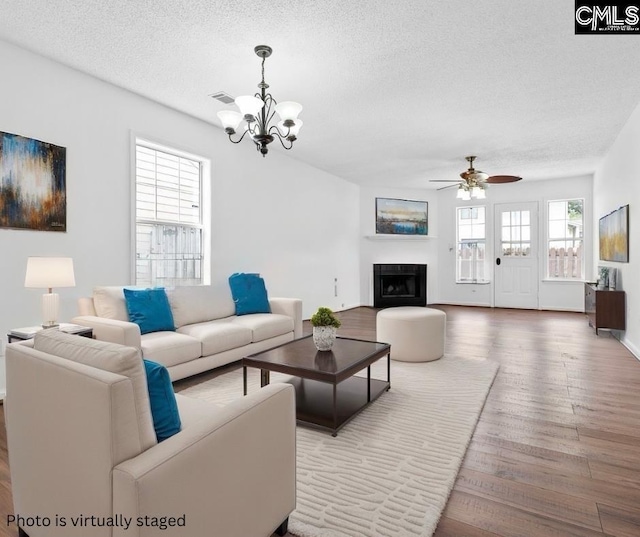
[135,143,204,287]
[547,199,584,279]
[456,206,489,283]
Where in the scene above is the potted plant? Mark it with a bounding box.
[310,307,341,351]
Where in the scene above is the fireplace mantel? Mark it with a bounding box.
[364,235,434,240]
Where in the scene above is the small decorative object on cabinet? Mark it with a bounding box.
[584,282,625,335]
[310,307,341,351]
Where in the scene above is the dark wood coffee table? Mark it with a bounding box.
[243,335,391,436]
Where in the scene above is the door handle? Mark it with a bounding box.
[496,258,501,266]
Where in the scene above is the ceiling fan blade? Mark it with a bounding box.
[430,180,462,183]
[486,175,522,184]
[437,184,459,191]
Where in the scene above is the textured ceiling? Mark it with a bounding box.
[1,0,640,188]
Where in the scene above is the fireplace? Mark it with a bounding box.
[373,264,427,308]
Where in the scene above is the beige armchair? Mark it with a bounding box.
[5,330,296,537]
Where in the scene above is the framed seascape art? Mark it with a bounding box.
[599,204,629,262]
[0,131,67,232]
[375,197,428,235]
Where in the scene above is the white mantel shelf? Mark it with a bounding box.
[364,235,435,240]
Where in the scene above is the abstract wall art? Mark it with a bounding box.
[0,131,66,232]
[599,204,629,262]
[375,197,428,235]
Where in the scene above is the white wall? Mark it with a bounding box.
[0,40,361,394]
[593,102,640,359]
[437,175,593,310]
[359,187,439,306]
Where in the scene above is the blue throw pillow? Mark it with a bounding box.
[228,273,271,316]
[143,359,181,442]
[124,288,175,335]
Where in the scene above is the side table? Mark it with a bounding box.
[7,325,93,344]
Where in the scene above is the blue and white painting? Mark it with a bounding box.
[376,197,428,235]
[0,131,66,231]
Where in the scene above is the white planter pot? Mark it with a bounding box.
[312,326,337,351]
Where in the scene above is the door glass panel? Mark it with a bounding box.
[512,227,521,241]
[501,210,532,257]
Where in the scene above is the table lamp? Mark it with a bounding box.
[24,257,76,328]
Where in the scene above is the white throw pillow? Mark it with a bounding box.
[93,286,129,321]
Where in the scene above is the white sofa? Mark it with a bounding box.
[5,329,296,537]
[72,284,303,381]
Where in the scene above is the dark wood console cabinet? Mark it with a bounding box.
[584,283,625,335]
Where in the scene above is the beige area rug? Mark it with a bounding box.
[181,355,499,537]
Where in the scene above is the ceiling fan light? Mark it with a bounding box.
[456,185,467,199]
[235,95,264,119]
[462,190,471,201]
[217,110,243,133]
[475,187,486,199]
[275,101,303,122]
[471,185,483,199]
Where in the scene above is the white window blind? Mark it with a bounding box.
[135,143,204,287]
[456,206,488,283]
[547,199,584,279]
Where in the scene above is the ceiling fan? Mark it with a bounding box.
[431,156,522,200]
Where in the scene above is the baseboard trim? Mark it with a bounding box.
[434,301,492,308]
[619,337,640,362]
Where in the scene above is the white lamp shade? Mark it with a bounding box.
[217,110,243,131]
[475,187,487,199]
[278,119,303,137]
[235,95,264,118]
[471,186,482,199]
[275,101,303,122]
[462,189,471,201]
[25,257,76,289]
[456,186,466,199]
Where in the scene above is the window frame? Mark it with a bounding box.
[456,205,489,284]
[546,198,585,281]
[131,135,211,287]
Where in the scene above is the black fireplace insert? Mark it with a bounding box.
[373,264,427,308]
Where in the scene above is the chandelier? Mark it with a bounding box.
[216,45,303,157]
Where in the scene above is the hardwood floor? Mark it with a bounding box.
[1,306,639,537]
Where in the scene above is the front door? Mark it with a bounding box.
[494,202,539,309]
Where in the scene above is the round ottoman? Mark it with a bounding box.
[376,306,446,362]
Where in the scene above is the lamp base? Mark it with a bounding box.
[42,292,60,330]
